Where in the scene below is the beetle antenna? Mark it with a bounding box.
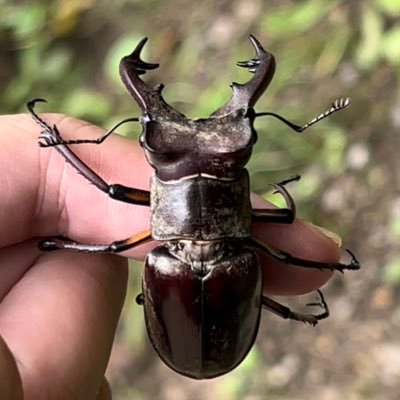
[255,97,351,133]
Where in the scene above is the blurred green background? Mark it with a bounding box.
[1,0,400,399]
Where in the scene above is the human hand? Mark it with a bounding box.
[0,113,341,399]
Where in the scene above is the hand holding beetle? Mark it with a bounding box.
[0,31,361,394]
[0,112,347,398]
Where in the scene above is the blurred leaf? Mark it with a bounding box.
[2,4,46,40]
[40,46,73,80]
[355,5,384,69]
[389,216,400,239]
[18,46,43,78]
[315,26,351,76]
[163,82,199,108]
[296,168,322,199]
[61,88,112,120]
[318,127,346,172]
[50,0,96,36]
[382,258,400,285]
[382,25,400,65]
[263,0,339,38]
[194,84,232,117]
[376,0,400,15]
[119,261,146,347]
[173,34,203,81]
[4,78,32,109]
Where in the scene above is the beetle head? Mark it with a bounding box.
[120,35,275,117]
[120,36,275,180]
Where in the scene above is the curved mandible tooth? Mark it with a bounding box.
[128,37,160,75]
[211,35,276,117]
[120,37,178,114]
[237,59,261,70]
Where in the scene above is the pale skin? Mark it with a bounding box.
[0,113,340,400]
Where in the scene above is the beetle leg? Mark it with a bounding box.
[27,99,150,206]
[262,290,329,326]
[250,239,361,272]
[255,97,351,133]
[39,229,152,253]
[252,175,299,224]
[28,99,139,146]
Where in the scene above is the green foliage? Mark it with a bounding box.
[376,0,400,15]
[382,258,400,285]
[263,0,340,38]
[356,2,400,68]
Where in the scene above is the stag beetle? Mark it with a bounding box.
[27,35,360,379]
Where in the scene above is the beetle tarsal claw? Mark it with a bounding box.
[38,132,57,147]
[37,124,64,147]
[345,248,361,270]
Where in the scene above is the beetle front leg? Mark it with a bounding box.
[28,98,139,146]
[39,230,152,253]
[252,175,299,224]
[250,239,360,272]
[27,99,150,206]
[262,290,329,326]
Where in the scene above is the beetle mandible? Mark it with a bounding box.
[27,35,360,379]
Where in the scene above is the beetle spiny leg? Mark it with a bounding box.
[39,117,140,147]
[251,239,361,272]
[306,290,329,310]
[297,291,330,325]
[261,180,297,223]
[262,291,329,326]
[29,97,140,147]
[37,124,65,148]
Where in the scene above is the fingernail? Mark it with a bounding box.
[302,220,343,247]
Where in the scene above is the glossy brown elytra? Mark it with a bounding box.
[28,35,360,379]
